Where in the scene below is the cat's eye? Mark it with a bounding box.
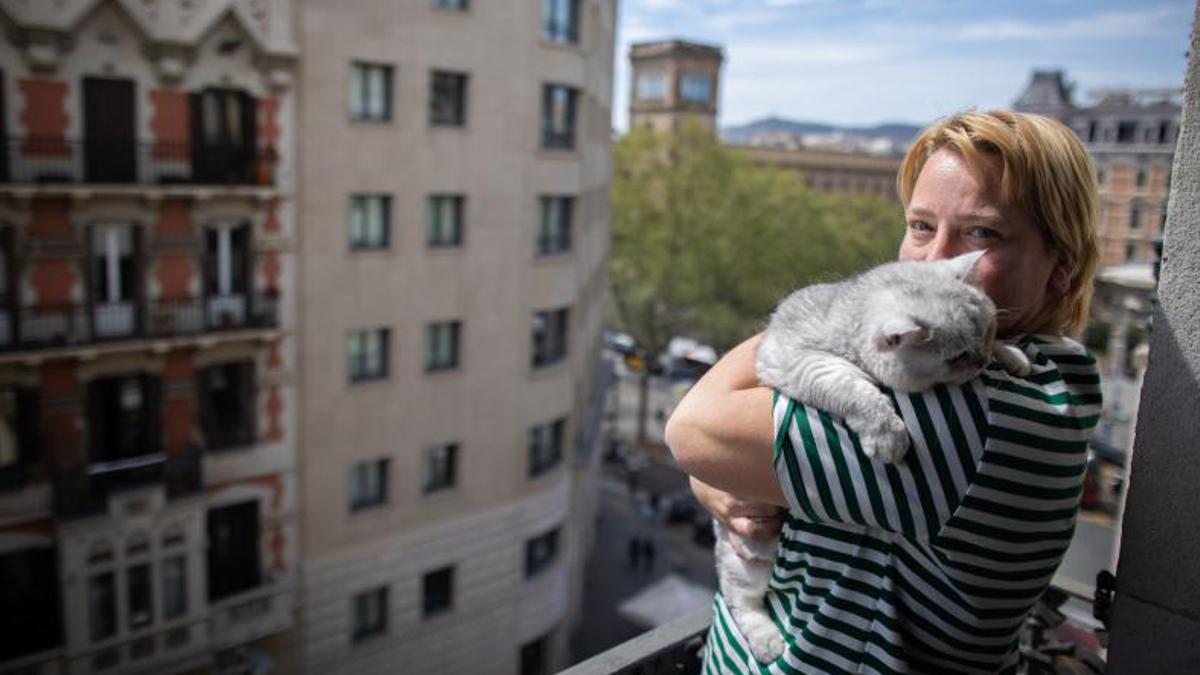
[947,351,973,367]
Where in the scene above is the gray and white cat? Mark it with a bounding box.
[716,251,1031,663]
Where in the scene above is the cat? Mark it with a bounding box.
[716,250,1031,663]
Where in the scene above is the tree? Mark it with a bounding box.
[609,121,904,442]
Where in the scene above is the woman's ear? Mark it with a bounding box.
[1048,262,1070,296]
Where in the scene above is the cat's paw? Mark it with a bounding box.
[857,413,909,463]
[744,621,787,663]
[992,343,1032,377]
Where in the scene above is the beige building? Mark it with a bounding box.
[1015,70,1180,266]
[732,144,901,200]
[292,1,615,674]
[0,0,300,673]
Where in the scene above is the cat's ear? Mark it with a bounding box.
[945,250,987,284]
[876,316,931,350]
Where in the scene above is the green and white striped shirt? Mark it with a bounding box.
[703,335,1102,674]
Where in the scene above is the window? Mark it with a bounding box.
[680,72,712,103]
[423,443,458,494]
[422,566,454,617]
[525,528,559,577]
[1116,120,1137,143]
[636,72,666,101]
[128,564,152,630]
[528,418,565,477]
[425,321,461,371]
[1159,121,1172,144]
[0,547,62,662]
[350,459,389,511]
[1086,120,1097,143]
[162,556,187,620]
[191,88,257,184]
[543,0,580,44]
[537,197,573,256]
[433,0,468,8]
[90,224,138,338]
[349,195,391,250]
[348,328,389,382]
[1126,242,1138,261]
[349,62,393,122]
[0,388,38,490]
[204,224,251,328]
[207,501,260,601]
[198,362,255,450]
[89,572,117,641]
[87,375,161,466]
[532,308,569,367]
[1130,204,1142,230]
[427,195,464,248]
[541,84,578,150]
[1136,169,1147,188]
[520,633,552,675]
[430,71,468,127]
[1096,168,1105,186]
[352,587,388,642]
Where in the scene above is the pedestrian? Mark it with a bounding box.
[627,536,641,570]
[642,538,656,573]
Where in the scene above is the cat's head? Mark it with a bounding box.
[857,251,997,392]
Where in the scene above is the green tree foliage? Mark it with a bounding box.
[609,121,904,356]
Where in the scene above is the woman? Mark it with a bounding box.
[666,110,1102,674]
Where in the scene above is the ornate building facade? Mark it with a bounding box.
[0,1,299,673]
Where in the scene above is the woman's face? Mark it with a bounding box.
[898,147,1065,338]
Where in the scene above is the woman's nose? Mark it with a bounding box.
[925,231,960,261]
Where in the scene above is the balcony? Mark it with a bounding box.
[52,446,202,519]
[0,293,279,355]
[0,137,277,189]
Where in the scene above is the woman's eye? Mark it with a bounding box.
[969,226,1000,239]
[908,220,933,233]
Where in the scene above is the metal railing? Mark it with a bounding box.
[0,293,279,353]
[0,137,277,187]
[52,445,202,518]
[562,608,710,675]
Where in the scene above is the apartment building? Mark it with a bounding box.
[293,1,615,674]
[1015,69,1180,266]
[0,1,299,673]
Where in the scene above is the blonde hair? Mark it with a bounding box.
[897,110,1100,337]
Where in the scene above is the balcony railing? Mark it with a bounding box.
[52,446,203,518]
[562,608,709,675]
[0,137,277,187]
[0,293,278,353]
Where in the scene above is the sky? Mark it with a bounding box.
[613,0,1195,130]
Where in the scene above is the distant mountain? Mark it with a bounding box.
[722,116,924,151]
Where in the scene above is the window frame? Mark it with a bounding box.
[540,84,579,151]
[349,62,394,123]
[528,417,565,478]
[422,566,454,618]
[351,586,389,643]
[424,320,462,372]
[429,70,469,128]
[543,0,580,45]
[537,196,574,256]
[348,328,390,383]
[426,194,465,248]
[349,194,392,251]
[349,458,390,512]
[524,527,560,578]
[423,442,458,494]
[531,307,569,368]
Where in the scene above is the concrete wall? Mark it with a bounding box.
[1107,2,1200,671]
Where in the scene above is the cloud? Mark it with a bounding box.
[952,5,1183,41]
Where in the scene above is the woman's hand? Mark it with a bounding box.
[691,476,784,557]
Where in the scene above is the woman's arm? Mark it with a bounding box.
[665,334,787,507]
